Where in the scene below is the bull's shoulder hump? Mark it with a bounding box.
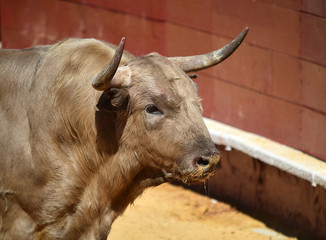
[50,38,136,63]
[49,38,116,55]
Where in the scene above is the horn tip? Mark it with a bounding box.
[243,27,249,36]
[239,27,249,42]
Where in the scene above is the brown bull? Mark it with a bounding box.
[0,28,248,239]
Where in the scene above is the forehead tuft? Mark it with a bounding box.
[128,53,199,100]
[129,54,187,82]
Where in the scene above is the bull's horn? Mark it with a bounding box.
[92,37,126,90]
[169,27,249,72]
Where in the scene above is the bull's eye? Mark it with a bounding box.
[145,104,163,115]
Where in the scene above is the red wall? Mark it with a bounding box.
[1,0,326,161]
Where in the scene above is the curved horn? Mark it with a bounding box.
[169,27,249,72]
[92,37,126,90]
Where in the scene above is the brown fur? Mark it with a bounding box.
[0,38,219,239]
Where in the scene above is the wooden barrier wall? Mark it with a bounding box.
[1,0,326,161]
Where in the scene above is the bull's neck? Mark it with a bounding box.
[67,144,165,238]
[95,147,165,213]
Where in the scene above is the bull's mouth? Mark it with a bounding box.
[180,170,217,184]
[162,167,218,184]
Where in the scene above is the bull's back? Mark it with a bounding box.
[0,47,49,105]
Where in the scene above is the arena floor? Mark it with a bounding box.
[109,183,301,240]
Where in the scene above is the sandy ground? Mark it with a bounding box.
[108,183,298,240]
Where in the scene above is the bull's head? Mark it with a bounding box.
[92,28,248,183]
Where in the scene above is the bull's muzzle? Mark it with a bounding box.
[164,149,221,184]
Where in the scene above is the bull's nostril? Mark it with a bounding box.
[197,157,210,167]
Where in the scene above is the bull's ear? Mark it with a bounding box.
[96,88,130,112]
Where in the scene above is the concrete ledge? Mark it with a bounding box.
[204,117,326,189]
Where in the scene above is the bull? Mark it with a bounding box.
[0,27,248,239]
